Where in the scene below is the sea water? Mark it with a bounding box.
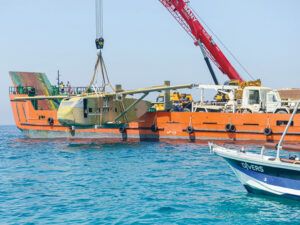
[1,126,299,224]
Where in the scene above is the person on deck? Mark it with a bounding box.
[66,81,71,94]
[59,81,65,94]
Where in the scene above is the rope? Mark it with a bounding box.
[85,51,115,95]
[120,100,129,123]
[99,52,115,92]
[85,55,100,94]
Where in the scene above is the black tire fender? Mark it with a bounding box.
[48,117,54,126]
[187,126,194,134]
[264,128,272,136]
[119,126,126,133]
[150,124,158,132]
[225,124,236,132]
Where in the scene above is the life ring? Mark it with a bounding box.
[264,128,272,136]
[48,117,54,126]
[119,126,126,133]
[186,126,194,134]
[225,124,236,132]
[150,124,158,132]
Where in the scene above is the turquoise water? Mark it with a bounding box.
[1,126,300,224]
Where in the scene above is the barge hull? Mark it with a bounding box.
[9,72,300,143]
[12,98,300,142]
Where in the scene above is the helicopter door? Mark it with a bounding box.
[83,98,88,118]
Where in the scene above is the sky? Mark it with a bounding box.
[1,0,300,125]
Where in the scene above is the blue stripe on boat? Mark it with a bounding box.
[226,158,300,190]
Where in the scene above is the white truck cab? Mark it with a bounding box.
[242,86,289,113]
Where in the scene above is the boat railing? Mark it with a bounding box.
[276,101,300,160]
[9,86,37,95]
[55,87,94,95]
[9,86,94,96]
[260,146,265,158]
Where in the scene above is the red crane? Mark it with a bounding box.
[160,0,244,83]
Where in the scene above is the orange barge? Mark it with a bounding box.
[9,1,300,144]
[9,72,300,143]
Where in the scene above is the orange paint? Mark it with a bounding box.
[10,93,300,143]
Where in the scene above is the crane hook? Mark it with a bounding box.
[95,37,104,50]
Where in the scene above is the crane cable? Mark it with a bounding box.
[85,0,115,95]
[96,0,103,40]
[189,4,256,81]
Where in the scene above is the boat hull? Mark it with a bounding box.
[226,158,300,200]
[213,144,300,200]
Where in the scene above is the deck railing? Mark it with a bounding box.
[9,86,94,96]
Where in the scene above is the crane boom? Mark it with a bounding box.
[160,0,244,82]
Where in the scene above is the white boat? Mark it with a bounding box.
[210,101,300,200]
